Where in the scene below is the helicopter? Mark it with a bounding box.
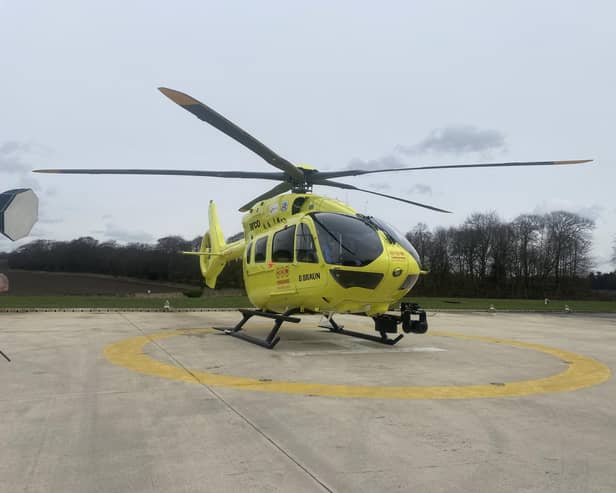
[35,88,591,349]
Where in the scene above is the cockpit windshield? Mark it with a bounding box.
[367,216,422,267]
[311,213,383,266]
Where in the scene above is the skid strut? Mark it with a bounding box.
[213,308,300,349]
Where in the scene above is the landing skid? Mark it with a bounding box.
[213,308,300,349]
[324,316,404,346]
[214,304,427,349]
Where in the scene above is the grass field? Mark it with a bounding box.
[0,295,248,309]
[1,295,615,312]
[2,265,614,312]
[403,297,616,312]
[0,267,191,296]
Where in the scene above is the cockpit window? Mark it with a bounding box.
[369,216,422,267]
[311,213,383,266]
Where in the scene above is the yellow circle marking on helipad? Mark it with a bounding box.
[103,329,610,399]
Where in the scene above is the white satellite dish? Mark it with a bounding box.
[0,188,39,241]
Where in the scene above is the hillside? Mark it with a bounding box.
[0,260,191,296]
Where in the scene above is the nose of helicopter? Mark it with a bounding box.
[325,248,422,316]
[385,248,421,295]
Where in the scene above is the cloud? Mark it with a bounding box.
[398,125,507,156]
[405,184,432,195]
[91,222,154,243]
[367,182,432,195]
[367,182,391,191]
[28,225,53,238]
[0,141,32,174]
[347,154,405,170]
[533,200,604,221]
[44,187,59,197]
[346,125,507,170]
[37,216,62,225]
[16,174,40,189]
[0,140,49,191]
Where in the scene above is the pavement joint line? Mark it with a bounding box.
[24,395,54,492]
[116,313,333,493]
[104,328,611,400]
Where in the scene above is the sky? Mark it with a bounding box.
[1,1,614,271]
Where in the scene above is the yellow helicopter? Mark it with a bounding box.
[35,88,591,349]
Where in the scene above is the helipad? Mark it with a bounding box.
[1,311,615,492]
[104,327,609,399]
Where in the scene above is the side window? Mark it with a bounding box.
[254,237,267,263]
[245,241,252,264]
[295,223,318,263]
[272,225,296,263]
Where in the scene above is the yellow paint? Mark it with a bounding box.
[158,87,199,106]
[199,201,244,288]
[104,329,610,400]
[554,159,593,165]
[236,194,420,314]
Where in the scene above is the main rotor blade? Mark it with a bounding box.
[313,179,451,213]
[33,169,285,180]
[158,87,304,182]
[315,159,592,180]
[239,182,293,212]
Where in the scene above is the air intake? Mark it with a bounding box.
[330,269,383,289]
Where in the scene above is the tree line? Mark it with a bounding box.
[405,210,599,298]
[4,210,614,298]
[6,236,243,289]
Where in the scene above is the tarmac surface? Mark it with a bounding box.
[1,310,615,492]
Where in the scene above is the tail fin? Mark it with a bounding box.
[191,201,244,289]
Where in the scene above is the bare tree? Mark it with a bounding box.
[544,211,594,280]
[465,212,500,279]
[512,214,543,296]
[405,223,432,267]
[404,209,595,298]
[490,221,514,296]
